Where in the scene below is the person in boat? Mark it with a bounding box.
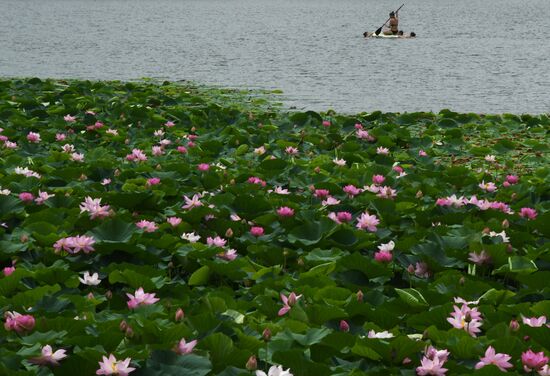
[383,11,399,35]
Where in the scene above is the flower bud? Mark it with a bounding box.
[105,290,113,299]
[245,355,257,371]
[407,264,415,274]
[415,190,423,198]
[262,328,272,341]
[402,357,412,365]
[125,326,134,338]
[459,277,465,285]
[87,292,94,300]
[120,320,128,332]
[20,234,29,243]
[175,308,184,322]
[502,219,509,229]
[225,228,233,237]
[509,319,520,332]
[314,166,321,173]
[339,320,350,332]
[356,290,364,302]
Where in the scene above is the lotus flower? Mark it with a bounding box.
[475,346,513,372]
[30,345,67,366]
[4,311,35,333]
[256,365,293,376]
[175,338,197,355]
[96,354,135,375]
[278,292,302,316]
[126,287,159,309]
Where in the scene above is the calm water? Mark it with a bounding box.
[1,0,549,114]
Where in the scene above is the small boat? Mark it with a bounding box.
[363,31,416,38]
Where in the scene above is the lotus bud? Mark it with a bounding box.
[509,319,520,331]
[156,164,162,170]
[20,234,29,243]
[308,185,315,192]
[120,320,128,332]
[230,179,236,185]
[105,290,113,299]
[114,169,121,176]
[314,166,321,173]
[459,277,465,285]
[125,326,134,338]
[87,292,94,300]
[482,227,491,234]
[245,355,257,371]
[407,264,415,274]
[502,219,509,229]
[191,127,196,132]
[297,257,304,266]
[416,190,423,198]
[79,174,87,181]
[168,261,174,269]
[225,228,233,237]
[523,335,530,341]
[506,244,513,253]
[124,138,130,144]
[175,308,184,322]
[511,193,517,200]
[402,357,412,365]
[356,290,364,302]
[339,320,350,332]
[283,250,289,257]
[262,328,272,341]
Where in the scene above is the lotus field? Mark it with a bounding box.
[1,78,549,376]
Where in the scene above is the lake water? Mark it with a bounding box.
[1,0,549,114]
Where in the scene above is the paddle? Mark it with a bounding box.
[374,4,404,36]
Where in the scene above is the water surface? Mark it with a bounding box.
[1,0,549,114]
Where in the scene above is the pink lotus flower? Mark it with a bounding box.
[356,129,374,141]
[372,175,385,185]
[136,220,158,232]
[519,207,537,220]
[218,248,237,261]
[197,163,210,171]
[146,177,161,186]
[71,152,84,162]
[505,175,519,184]
[256,365,294,376]
[485,155,496,162]
[167,217,182,227]
[248,176,267,186]
[254,146,266,155]
[328,211,353,224]
[479,181,498,192]
[106,129,118,136]
[96,354,135,375]
[522,316,547,327]
[126,287,159,309]
[278,292,302,316]
[14,166,41,178]
[4,140,17,149]
[468,250,491,265]
[376,147,389,155]
[418,149,428,157]
[56,133,66,141]
[250,226,265,237]
[376,186,397,199]
[125,149,147,162]
[177,146,187,154]
[29,345,67,366]
[26,132,41,143]
[175,338,197,354]
[416,356,448,376]
[314,189,330,198]
[425,346,450,363]
[80,197,111,219]
[101,178,111,185]
[188,134,198,141]
[277,207,295,217]
[447,304,483,337]
[475,346,513,372]
[35,190,55,205]
[165,120,175,127]
[285,146,298,155]
[151,145,164,156]
[64,114,76,122]
[4,311,35,333]
[322,120,331,127]
[333,158,346,166]
[374,250,392,263]
[3,265,15,276]
[53,235,96,254]
[414,262,430,278]
[19,192,34,202]
[62,144,75,153]
[271,186,290,195]
[182,194,203,210]
[522,349,548,372]
[207,236,227,247]
[356,212,380,232]
[322,196,341,206]
[343,184,362,197]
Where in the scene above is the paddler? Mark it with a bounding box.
[383,10,399,35]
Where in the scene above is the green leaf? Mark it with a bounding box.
[188,265,210,286]
[395,288,429,307]
[136,351,212,376]
[90,218,135,243]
